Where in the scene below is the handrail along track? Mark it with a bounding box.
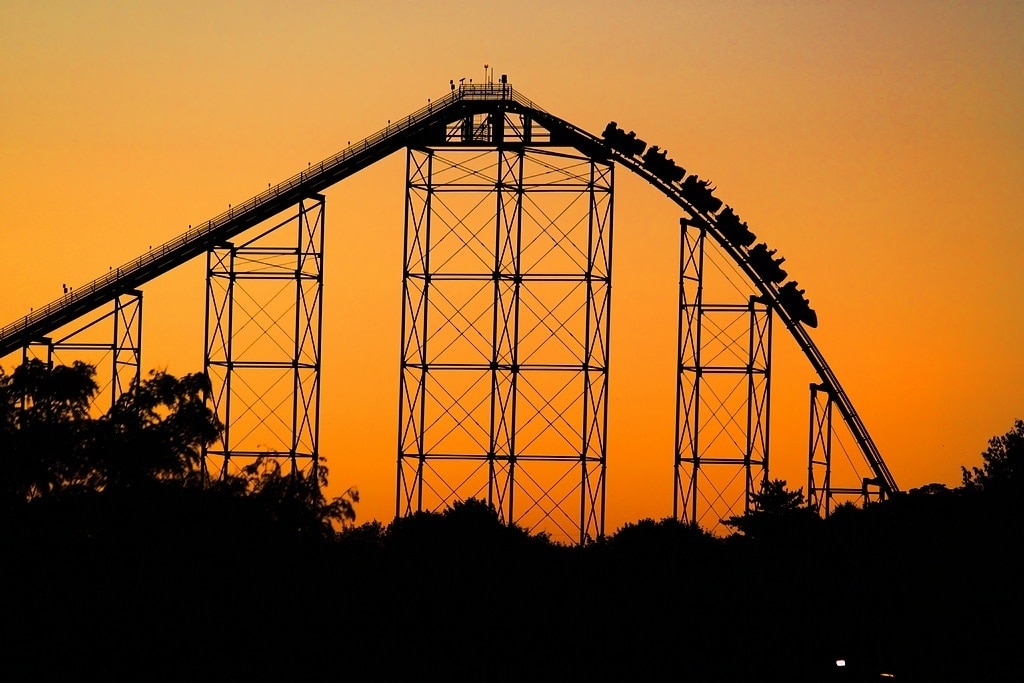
[0,82,896,494]
[0,83,540,359]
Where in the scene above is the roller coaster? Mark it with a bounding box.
[0,78,897,541]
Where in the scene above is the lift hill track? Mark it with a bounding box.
[0,82,897,495]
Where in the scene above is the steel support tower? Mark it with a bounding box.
[807,382,835,515]
[675,222,773,528]
[203,196,325,480]
[397,126,613,543]
[22,290,142,413]
[0,81,900,534]
[808,382,887,514]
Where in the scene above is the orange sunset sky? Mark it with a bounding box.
[2,1,1022,534]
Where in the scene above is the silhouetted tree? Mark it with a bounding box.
[337,519,386,553]
[724,478,819,539]
[605,516,715,554]
[237,456,358,537]
[384,497,550,563]
[2,360,357,536]
[0,361,229,504]
[94,369,221,489]
[0,359,98,503]
[961,418,1023,494]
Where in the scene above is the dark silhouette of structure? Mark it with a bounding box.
[0,79,898,541]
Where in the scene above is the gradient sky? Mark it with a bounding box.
[2,1,1022,533]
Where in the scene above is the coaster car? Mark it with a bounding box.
[642,145,686,183]
[602,122,647,158]
[680,175,723,214]
[747,243,788,284]
[716,206,757,247]
[777,281,818,327]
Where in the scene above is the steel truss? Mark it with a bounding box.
[807,382,835,515]
[22,291,142,413]
[397,143,613,544]
[203,195,325,481]
[675,223,773,528]
[808,382,886,514]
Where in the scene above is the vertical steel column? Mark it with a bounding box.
[581,159,613,541]
[397,148,433,515]
[745,295,772,511]
[675,221,773,529]
[397,143,612,544]
[110,291,143,410]
[292,197,326,478]
[675,222,705,523]
[19,341,51,412]
[487,147,524,520]
[807,382,834,516]
[203,196,324,481]
[203,246,235,481]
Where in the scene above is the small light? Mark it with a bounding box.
[835,659,846,668]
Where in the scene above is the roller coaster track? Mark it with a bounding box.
[585,135,900,495]
[0,83,897,495]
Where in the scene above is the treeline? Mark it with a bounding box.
[0,359,355,536]
[1,361,1019,682]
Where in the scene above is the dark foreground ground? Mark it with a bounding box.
[2,490,1019,682]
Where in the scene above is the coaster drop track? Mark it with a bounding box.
[0,81,897,535]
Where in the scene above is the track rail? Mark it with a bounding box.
[521,110,896,493]
[0,84,539,359]
[0,83,896,493]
